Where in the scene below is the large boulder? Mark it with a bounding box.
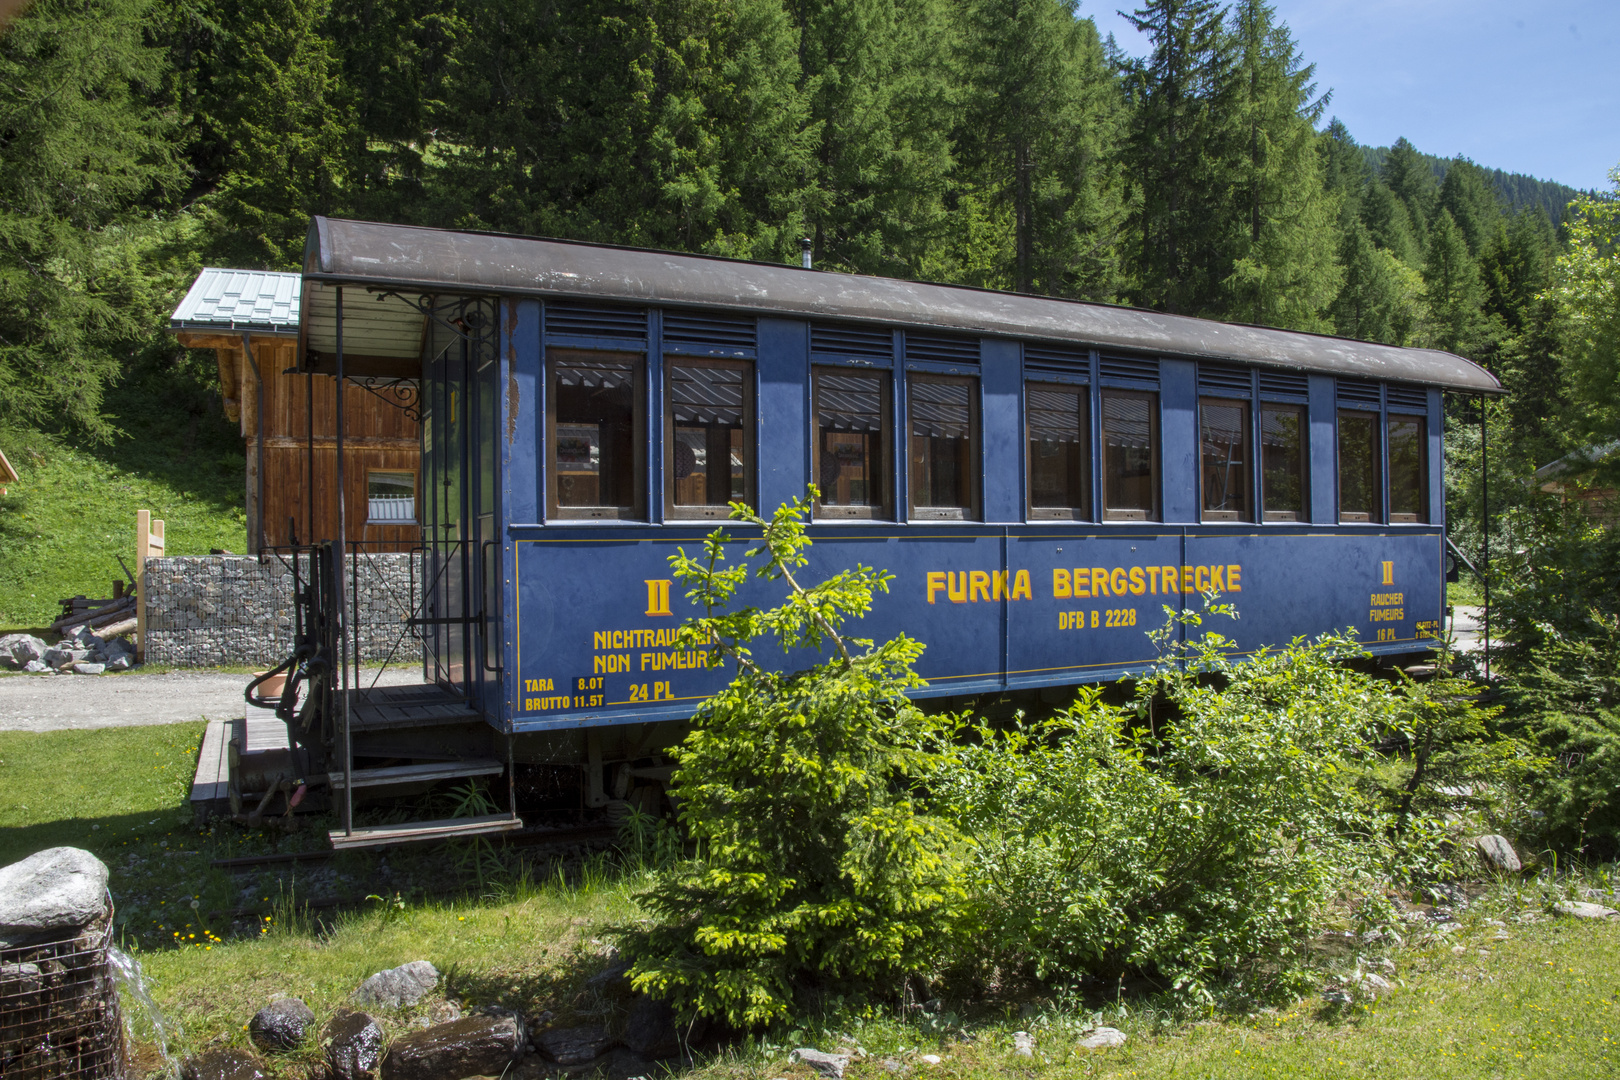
[621,995,681,1058]
[351,960,440,1008]
[182,1048,270,1080]
[0,847,110,947]
[0,633,47,668]
[249,997,316,1052]
[325,1010,387,1080]
[1475,834,1522,874]
[381,1013,526,1080]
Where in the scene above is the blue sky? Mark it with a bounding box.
[1091,0,1619,192]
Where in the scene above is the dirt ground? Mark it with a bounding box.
[0,666,422,731]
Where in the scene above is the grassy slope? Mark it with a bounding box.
[3,720,1618,1078]
[0,350,246,630]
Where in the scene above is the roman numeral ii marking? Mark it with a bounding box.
[645,579,673,616]
[1381,560,1394,586]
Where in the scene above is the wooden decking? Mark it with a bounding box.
[342,682,483,731]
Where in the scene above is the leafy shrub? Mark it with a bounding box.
[934,608,1515,1003]
[621,493,962,1028]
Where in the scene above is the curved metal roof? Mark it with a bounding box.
[301,217,1503,393]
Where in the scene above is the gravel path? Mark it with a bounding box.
[0,667,423,732]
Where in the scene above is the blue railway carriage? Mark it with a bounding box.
[288,217,1499,844]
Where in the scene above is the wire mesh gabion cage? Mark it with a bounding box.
[0,912,127,1080]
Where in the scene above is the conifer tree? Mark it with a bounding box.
[0,0,180,435]
[1121,0,1235,315]
[1381,136,1437,244]
[1219,0,1338,330]
[1421,208,1488,355]
[956,0,1125,297]
[180,0,353,267]
[1359,179,1422,267]
[1480,210,1563,463]
[1543,169,1620,453]
[788,0,959,279]
[1330,222,1411,344]
[1438,157,1503,257]
[1317,118,1368,227]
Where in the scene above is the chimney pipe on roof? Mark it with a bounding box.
[799,237,813,269]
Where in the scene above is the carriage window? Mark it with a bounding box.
[666,359,752,518]
[1260,403,1306,521]
[548,351,645,519]
[1102,389,1157,520]
[814,367,890,518]
[1388,415,1427,523]
[1199,398,1249,521]
[1027,382,1088,519]
[1337,409,1381,523]
[908,373,978,519]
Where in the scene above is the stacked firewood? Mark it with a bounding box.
[51,566,138,636]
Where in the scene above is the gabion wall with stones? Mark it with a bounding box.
[142,554,421,667]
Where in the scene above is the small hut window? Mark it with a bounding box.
[367,471,416,523]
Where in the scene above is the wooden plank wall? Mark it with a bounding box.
[203,337,421,552]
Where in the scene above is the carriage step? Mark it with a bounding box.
[327,758,504,791]
[328,813,524,850]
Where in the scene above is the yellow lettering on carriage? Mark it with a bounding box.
[926,568,1033,603]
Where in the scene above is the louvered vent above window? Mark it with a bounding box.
[1198,361,1252,397]
[545,301,647,341]
[1336,378,1381,408]
[1385,383,1428,413]
[1024,342,1090,379]
[904,331,980,366]
[1258,369,1309,399]
[663,310,756,353]
[1099,354,1159,384]
[811,322,892,360]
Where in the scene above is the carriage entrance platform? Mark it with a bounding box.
[191,679,520,849]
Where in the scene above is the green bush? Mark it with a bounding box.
[934,609,1519,1003]
[621,493,963,1028]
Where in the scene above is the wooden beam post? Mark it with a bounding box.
[135,510,165,663]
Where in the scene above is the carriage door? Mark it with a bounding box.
[469,302,503,716]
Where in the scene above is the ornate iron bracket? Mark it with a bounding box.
[351,377,422,422]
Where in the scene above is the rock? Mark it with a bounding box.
[106,655,133,672]
[919,1055,942,1065]
[558,1046,656,1080]
[1553,901,1618,919]
[1012,1031,1035,1057]
[351,959,440,1007]
[42,647,83,669]
[0,633,47,667]
[585,960,632,992]
[72,662,106,675]
[1078,1027,1127,1050]
[182,1047,270,1080]
[1356,973,1392,1000]
[1321,987,1353,1006]
[325,1009,387,1080]
[1475,834,1522,873]
[536,1024,616,1065]
[621,995,680,1058]
[0,847,110,946]
[791,1049,851,1079]
[23,660,48,673]
[381,1013,526,1080]
[882,1059,904,1073]
[420,999,462,1026]
[249,997,316,1051]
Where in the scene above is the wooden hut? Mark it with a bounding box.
[169,268,421,553]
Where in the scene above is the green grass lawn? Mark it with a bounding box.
[4,721,1618,1079]
[0,349,246,630]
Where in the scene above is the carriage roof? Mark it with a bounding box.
[299,216,1502,394]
